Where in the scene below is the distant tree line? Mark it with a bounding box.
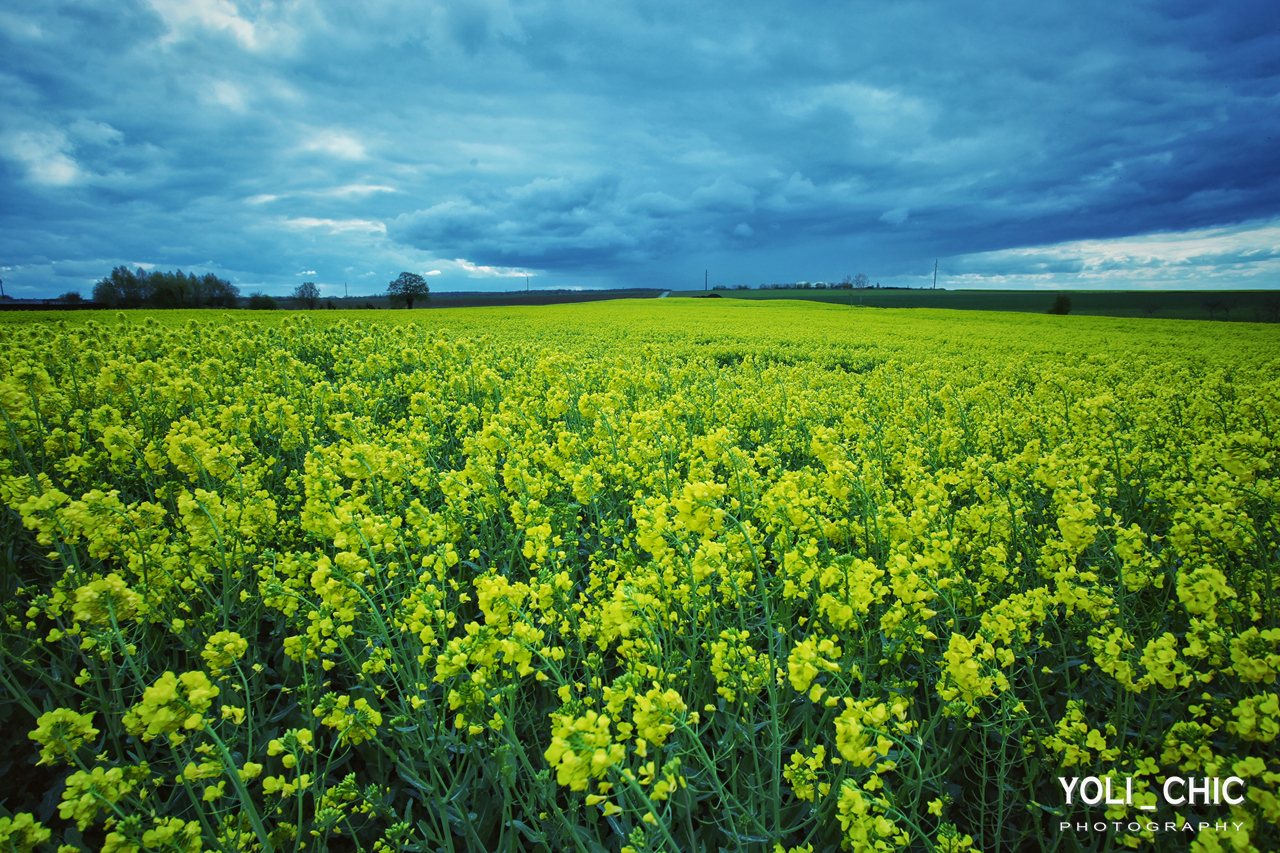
[247,292,279,310]
[92,267,240,309]
[750,274,871,290]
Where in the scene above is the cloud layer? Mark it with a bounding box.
[2,0,1278,296]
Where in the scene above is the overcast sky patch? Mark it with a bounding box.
[945,217,1280,289]
[1,0,1277,297]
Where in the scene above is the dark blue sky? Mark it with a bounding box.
[2,0,1278,297]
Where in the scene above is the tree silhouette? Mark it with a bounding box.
[388,272,430,309]
[294,281,320,309]
[92,267,238,308]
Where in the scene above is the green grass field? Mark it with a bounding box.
[669,288,1280,322]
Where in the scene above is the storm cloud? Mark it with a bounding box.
[2,0,1277,296]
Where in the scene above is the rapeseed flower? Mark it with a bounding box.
[28,708,98,765]
[122,671,219,742]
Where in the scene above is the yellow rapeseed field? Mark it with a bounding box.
[1,300,1277,853]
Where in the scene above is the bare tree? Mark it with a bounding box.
[294,281,320,309]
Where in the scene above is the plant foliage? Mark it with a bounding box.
[1,304,1277,853]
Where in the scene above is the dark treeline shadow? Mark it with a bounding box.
[92,266,239,309]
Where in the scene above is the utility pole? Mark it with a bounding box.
[705,269,708,291]
[933,260,937,290]
[344,281,348,298]
[526,275,529,292]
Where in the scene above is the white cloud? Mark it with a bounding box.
[315,184,399,197]
[68,120,123,146]
[449,258,531,277]
[208,80,248,111]
[301,130,367,160]
[690,175,757,211]
[880,207,909,225]
[0,11,43,39]
[282,217,387,234]
[952,218,1280,287]
[779,81,934,147]
[631,191,685,216]
[148,0,259,49]
[3,129,79,186]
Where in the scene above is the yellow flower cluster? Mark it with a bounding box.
[121,671,219,743]
[1229,694,1280,743]
[313,694,383,747]
[783,744,829,802]
[60,766,138,830]
[631,683,687,746]
[1044,700,1120,767]
[937,632,1009,712]
[544,710,626,791]
[787,634,842,698]
[0,813,52,853]
[1231,628,1280,683]
[28,708,98,765]
[836,779,909,853]
[706,628,768,702]
[834,698,911,768]
[105,816,203,853]
[200,629,248,678]
[2,303,1278,851]
[71,573,144,626]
